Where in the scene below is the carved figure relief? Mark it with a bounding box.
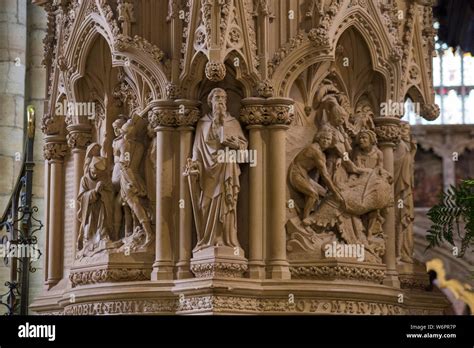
[76,112,155,258]
[394,122,416,263]
[287,80,393,264]
[77,143,117,257]
[112,116,132,241]
[185,88,247,252]
[118,115,155,251]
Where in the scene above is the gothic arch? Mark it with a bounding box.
[64,10,168,102]
[273,7,400,102]
[181,51,257,100]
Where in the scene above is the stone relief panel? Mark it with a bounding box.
[286,78,392,264]
[76,114,155,258]
[285,26,394,268]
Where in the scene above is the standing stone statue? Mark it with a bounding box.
[185,88,247,252]
[119,115,154,249]
[112,116,132,240]
[394,122,416,263]
[77,143,114,257]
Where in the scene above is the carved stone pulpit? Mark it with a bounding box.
[32,0,449,315]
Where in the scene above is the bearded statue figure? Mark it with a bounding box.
[184,88,248,252]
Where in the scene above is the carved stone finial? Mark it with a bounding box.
[205,61,226,81]
[257,79,274,98]
[420,102,440,121]
[166,83,181,100]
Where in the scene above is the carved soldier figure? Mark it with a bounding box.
[185,88,247,251]
[119,116,154,248]
[77,143,114,256]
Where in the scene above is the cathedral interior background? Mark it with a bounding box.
[0,0,473,316]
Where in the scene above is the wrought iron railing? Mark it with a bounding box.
[0,105,42,315]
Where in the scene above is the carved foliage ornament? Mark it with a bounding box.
[69,268,149,288]
[374,122,401,144]
[240,99,294,126]
[205,61,226,82]
[66,131,92,150]
[114,35,165,62]
[148,106,200,128]
[43,142,68,161]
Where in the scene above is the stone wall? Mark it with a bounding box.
[0,1,46,314]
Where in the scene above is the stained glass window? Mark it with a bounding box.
[403,24,474,125]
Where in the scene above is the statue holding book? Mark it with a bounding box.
[184,88,247,252]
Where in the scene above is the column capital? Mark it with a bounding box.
[148,99,201,129]
[240,97,294,126]
[374,117,401,147]
[43,136,68,161]
[66,124,92,150]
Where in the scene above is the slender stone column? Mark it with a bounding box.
[175,100,200,278]
[43,136,68,288]
[151,125,175,280]
[66,124,91,260]
[148,100,200,280]
[375,117,401,288]
[241,97,294,280]
[267,124,291,279]
[247,125,265,278]
[43,157,50,284]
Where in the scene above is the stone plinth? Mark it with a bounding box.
[190,246,248,278]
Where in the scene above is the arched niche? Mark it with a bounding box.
[193,60,250,257]
[74,35,121,164]
[285,26,386,183]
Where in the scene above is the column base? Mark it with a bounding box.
[190,246,248,278]
[383,271,400,288]
[397,260,430,290]
[267,262,291,280]
[151,261,174,281]
[175,261,193,279]
[248,261,266,279]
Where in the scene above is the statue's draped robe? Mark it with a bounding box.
[192,113,247,249]
[394,138,416,261]
[77,169,114,251]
